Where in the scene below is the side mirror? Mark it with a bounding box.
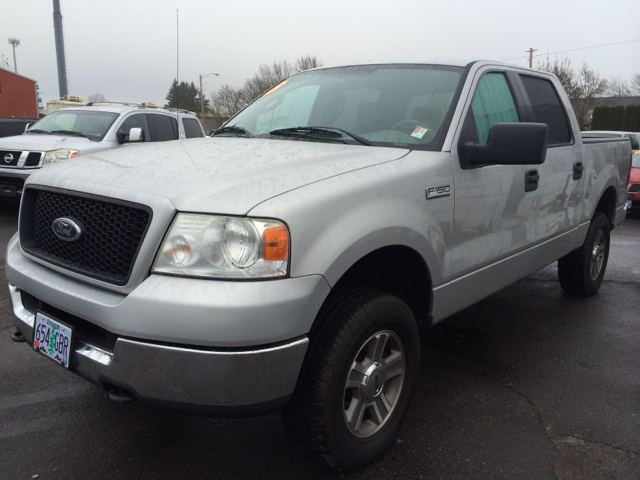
[466,123,548,166]
[128,128,144,143]
[24,123,32,132]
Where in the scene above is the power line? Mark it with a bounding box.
[501,38,640,62]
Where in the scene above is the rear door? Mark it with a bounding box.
[515,73,583,252]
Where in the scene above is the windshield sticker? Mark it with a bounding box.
[262,80,289,97]
[411,126,428,139]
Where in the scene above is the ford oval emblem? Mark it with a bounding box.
[52,217,84,241]
[4,154,14,164]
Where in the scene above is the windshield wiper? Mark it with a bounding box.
[269,126,372,146]
[50,130,96,140]
[25,129,53,135]
[212,125,253,137]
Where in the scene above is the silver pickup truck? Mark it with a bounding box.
[6,60,631,470]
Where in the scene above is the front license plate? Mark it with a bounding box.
[33,312,73,368]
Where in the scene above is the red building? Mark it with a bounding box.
[0,67,38,118]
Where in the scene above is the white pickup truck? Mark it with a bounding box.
[7,60,631,470]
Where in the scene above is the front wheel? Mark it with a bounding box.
[558,212,610,296]
[283,289,420,470]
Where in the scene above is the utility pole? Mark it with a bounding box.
[8,38,20,73]
[199,72,219,114]
[527,48,537,68]
[52,0,69,98]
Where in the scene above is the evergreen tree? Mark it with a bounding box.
[164,79,209,113]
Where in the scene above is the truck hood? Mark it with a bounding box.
[0,133,99,151]
[27,137,408,214]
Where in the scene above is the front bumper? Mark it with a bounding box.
[7,234,331,412]
[0,168,32,198]
[10,283,309,413]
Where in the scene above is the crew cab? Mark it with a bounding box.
[6,61,631,470]
[0,103,204,199]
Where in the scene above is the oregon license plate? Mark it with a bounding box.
[33,312,73,368]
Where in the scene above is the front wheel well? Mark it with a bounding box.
[319,246,432,330]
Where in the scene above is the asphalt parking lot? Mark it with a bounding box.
[1,202,639,479]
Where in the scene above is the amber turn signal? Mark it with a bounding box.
[263,225,288,261]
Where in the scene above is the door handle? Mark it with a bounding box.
[573,161,584,180]
[525,169,539,192]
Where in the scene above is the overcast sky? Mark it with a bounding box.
[1,0,639,108]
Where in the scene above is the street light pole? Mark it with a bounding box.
[8,38,20,73]
[199,72,219,114]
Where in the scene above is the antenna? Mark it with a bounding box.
[176,9,179,127]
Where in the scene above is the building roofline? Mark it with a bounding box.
[0,66,38,84]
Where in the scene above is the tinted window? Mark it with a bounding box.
[470,73,519,144]
[182,118,204,138]
[148,114,178,141]
[519,75,571,146]
[117,114,151,142]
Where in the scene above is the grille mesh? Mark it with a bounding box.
[0,150,21,166]
[629,183,640,193]
[24,152,43,167]
[21,189,151,285]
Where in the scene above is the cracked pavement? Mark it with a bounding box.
[1,202,639,479]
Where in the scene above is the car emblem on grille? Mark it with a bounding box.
[3,154,14,164]
[52,217,84,241]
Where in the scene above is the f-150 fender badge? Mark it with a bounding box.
[426,185,451,199]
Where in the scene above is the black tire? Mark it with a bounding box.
[558,212,610,296]
[283,289,420,470]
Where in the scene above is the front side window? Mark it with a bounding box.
[27,110,119,141]
[118,114,151,142]
[470,73,519,144]
[223,65,464,150]
[519,75,571,146]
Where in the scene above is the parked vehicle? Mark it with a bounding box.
[0,103,204,199]
[629,150,640,210]
[7,61,631,470]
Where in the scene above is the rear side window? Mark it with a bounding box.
[148,114,178,141]
[519,75,571,146]
[182,118,204,138]
[470,73,519,144]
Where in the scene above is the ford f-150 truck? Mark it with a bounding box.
[6,60,632,470]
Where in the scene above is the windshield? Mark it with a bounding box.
[633,151,640,168]
[27,110,119,141]
[227,64,463,149]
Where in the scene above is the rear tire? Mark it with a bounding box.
[558,212,610,296]
[283,289,420,470]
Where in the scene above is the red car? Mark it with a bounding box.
[629,150,640,210]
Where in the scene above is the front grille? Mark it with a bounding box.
[629,183,640,193]
[24,152,43,167]
[20,187,152,285]
[0,150,21,167]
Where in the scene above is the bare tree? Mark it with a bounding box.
[209,84,246,116]
[295,54,323,72]
[87,93,107,103]
[572,63,608,129]
[209,55,324,117]
[632,73,640,95]
[607,73,640,97]
[538,57,607,129]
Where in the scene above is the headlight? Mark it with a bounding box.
[152,213,289,279]
[43,149,79,165]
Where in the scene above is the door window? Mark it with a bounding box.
[519,75,571,145]
[470,73,519,144]
[117,114,151,142]
[148,114,179,141]
[182,118,204,138]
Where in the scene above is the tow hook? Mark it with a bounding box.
[107,387,136,403]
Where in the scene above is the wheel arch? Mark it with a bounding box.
[595,186,616,227]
